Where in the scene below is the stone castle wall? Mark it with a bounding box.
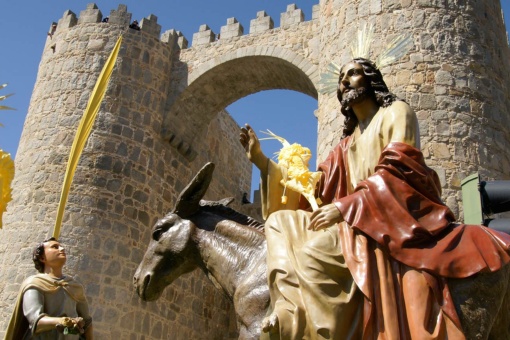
[0,1,509,338]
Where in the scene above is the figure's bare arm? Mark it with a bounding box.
[36,316,85,334]
[84,324,94,339]
[76,296,93,338]
[239,124,269,176]
[34,316,66,333]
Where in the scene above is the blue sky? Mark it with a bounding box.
[1,1,509,197]
[0,0,318,157]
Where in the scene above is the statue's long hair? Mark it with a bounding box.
[337,58,398,138]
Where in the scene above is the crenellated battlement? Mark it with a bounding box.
[3,1,510,339]
[50,3,319,51]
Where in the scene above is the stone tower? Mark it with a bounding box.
[0,1,509,338]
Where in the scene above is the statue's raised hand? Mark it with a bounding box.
[240,124,268,174]
[240,124,261,160]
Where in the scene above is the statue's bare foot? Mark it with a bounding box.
[262,313,279,333]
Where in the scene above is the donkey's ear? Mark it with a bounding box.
[173,162,215,217]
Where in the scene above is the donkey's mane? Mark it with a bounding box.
[196,200,266,272]
[199,200,265,232]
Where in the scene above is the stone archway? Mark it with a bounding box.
[163,49,319,160]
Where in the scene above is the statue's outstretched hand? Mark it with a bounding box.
[308,203,343,231]
[240,124,268,174]
[240,124,261,160]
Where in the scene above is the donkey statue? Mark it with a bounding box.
[134,163,269,339]
[134,162,510,339]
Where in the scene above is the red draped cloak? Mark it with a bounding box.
[304,140,510,338]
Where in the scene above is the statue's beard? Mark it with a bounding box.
[340,87,370,109]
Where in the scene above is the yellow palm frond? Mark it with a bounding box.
[52,36,122,238]
[260,129,291,148]
[260,129,322,210]
[0,149,15,228]
[0,84,15,121]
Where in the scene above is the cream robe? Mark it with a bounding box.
[260,101,455,340]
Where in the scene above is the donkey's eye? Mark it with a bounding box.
[152,228,164,241]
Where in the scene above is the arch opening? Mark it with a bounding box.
[163,54,319,159]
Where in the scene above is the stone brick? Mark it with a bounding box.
[192,24,215,46]
[420,33,434,50]
[95,155,112,170]
[410,72,423,85]
[219,17,244,40]
[419,94,437,109]
[396,70,412,86]
[133,190,149,203]
[108,4,131,26]
[401,0,412,7]
[57,10,78,29]
[281,5,305,26]
[417,0,440,8]
[435,70,454,85]
[430,166,446,186]
[370,0,382,13]
[358,0,371,16]
[78,4,102,24]
[139,14,161,38]
[451,122,468,137]
[431,142,451,159]
[249,11,274,34]
[384,0,401,10]
[106,179,122,192]
[138,210,150,226]
[105,261,121,276]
